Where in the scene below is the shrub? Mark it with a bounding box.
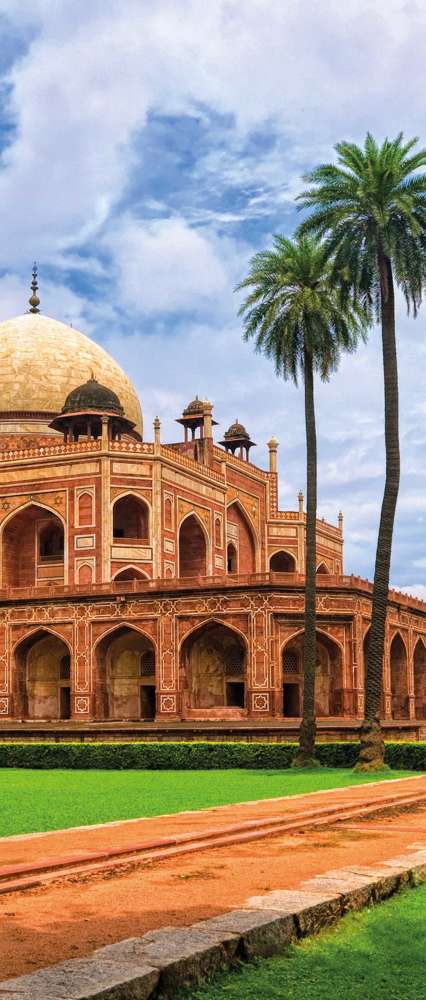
[0,740,424,770]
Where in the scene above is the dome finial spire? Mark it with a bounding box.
[28,262,40,314]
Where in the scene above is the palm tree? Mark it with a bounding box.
[298,134,426,770]
[237,235,365,766]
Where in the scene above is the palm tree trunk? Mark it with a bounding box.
[293,348,318,766]
[355,253,400,771]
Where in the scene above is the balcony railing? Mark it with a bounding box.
[0,571,424,611]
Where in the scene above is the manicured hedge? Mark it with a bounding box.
[0,739,424,770]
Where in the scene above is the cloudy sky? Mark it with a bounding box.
[0,0,425,595]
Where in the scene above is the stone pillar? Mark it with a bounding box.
[298,490,304,515]
[203,404,213,440]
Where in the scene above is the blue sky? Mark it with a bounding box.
[0,0,425,594]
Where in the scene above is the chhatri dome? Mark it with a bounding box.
[0,270,142,436]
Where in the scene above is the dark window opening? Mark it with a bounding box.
[226,681,245,707]
[283,683,300,717]
[60,686,71,720]
[140,685,156,720]
[39,523,64,560]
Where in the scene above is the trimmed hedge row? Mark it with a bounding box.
[0,740,424,770]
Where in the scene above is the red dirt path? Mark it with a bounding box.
[1,775,426,981]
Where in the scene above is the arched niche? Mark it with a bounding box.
[226,503,256,575]
[95,625,156,721]
[2,504,65,589]
[390,633,409,719]
[281,630,343,717]
[181,621,246,711]
[270,550,296,573]
[13,630,71,720]
[414,639,426,719]
[77,563,93,586]
[178,514,207,578]
[78,492,93,527]
[112,495,149,542]
[316,562,329,575]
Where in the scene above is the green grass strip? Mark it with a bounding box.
[181,882,426,999]
[0,767,412,836]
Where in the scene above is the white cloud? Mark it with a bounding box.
[104,216,245,314]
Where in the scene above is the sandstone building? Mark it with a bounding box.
[0,286,425,740]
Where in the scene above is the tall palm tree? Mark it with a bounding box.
[237,235,365,766]
[298,134,426,770]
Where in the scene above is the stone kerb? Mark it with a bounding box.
[1,848,426,999]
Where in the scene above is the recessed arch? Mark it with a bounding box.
[112,492,150,542]
[12,627,72,720]
[179,616,249,654]
[178,511,209,578]
[94,623,156,721]
[1,502,66,590]
[112,566,150,582]
[270,550,296,573]
[414,637,426,719]
[0,499,66,534]
[226,500,258,575]
[316,562,329,575]
[281,628,344,717]
[180,619,247,712]
[390,632,409,719]
[77,562,93,586]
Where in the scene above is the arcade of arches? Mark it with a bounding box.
[282,631,343,717]
[2,505,64,589]
[182,622,246,712]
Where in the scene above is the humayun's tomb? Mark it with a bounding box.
[0,279,425,742]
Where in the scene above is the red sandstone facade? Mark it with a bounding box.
[0,312,425,738]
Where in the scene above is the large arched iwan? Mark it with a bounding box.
[94,625,156,721]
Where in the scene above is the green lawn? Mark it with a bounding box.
[0,766,413,837]
[182,883,426,1000]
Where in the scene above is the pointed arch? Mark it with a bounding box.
[94,623,156,721]
[1,501,67,589]
[77,562,93,586]
[390,632,409,719]
[178,511,209,578]
[316,562,329,575]
[226,500,258,574]
[112,566,150,582]
[414,637,426,719]
[180,619,247,713]
[280,628,344,717]
[112,492,150,542]
[270,550,296,573]
[12,627,72,720]
[77,491,94,527]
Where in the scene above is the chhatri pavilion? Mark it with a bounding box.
[0,272,425,741]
